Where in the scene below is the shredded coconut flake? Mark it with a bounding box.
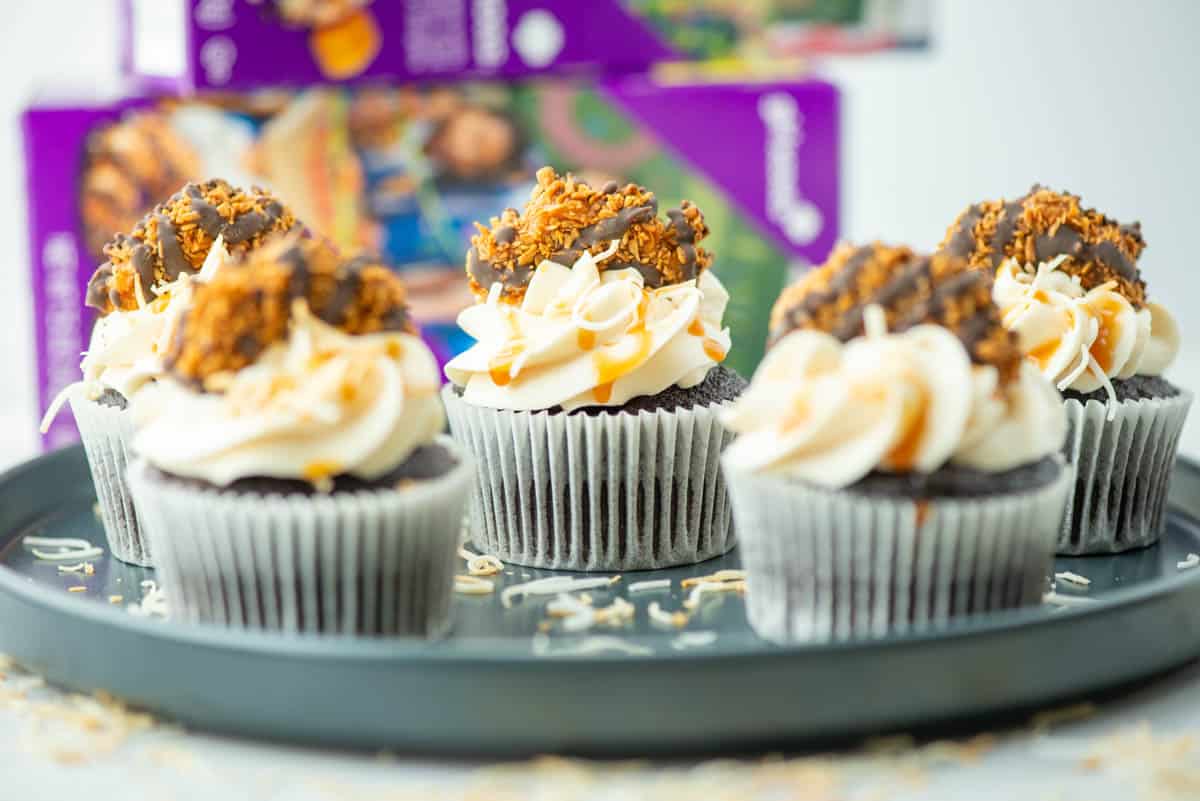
[454,575,495,595]
[648,601,690,629]
[126,580,168,618]
[459,546,504,576]
[681,570,746,589]
[1043,590,1096,607]
[1054,571,1091,588]
[24,537,104,562]
[501,575,620,609]
[1177,553,1200,570]
[628,579,672,593]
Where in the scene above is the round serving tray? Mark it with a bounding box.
[2,446,1200,756]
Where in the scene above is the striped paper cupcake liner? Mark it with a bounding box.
[70,393,151,567]
[126,438,473,636]
[442,386,737,571]
[1058,391,1193,555]
[722,458,1070,644]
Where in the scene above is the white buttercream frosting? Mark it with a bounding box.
[444,243,732,411]
[40,241,231,432]
[992,256,1180,403]
[132,302,444,487]
[722,308,1066,487]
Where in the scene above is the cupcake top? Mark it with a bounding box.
[465,166,712,302]
[940,185,1145,304]
[768,242,1024,382]
[725,243,1065,488]
[86,179,297,314]
[446,168,730,412]
[940,187,1179,401]
[165,237,413,390]
[133,237,442,489]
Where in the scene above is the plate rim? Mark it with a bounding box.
[3,444,1200,665]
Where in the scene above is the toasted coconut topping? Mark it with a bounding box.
[940,185,1146,306]
[769,242,1024,383]
[86,179,298,314]
[165,236,414,389]
[466,166,712,302]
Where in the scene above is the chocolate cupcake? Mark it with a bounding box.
[126,237,471,636]
[42,179,298,566]
[723,243,1070,643]
[442,167,745,570]
[942,187,1190,554]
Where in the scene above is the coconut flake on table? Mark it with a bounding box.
[1054,571,1091,588]
[454,575,495,595]
[23,536,104,562]
[127,580,169,618]
[1177,553,1200,570]
[458,546,504,577]
[628,579,671,593]
[501,575,621,608]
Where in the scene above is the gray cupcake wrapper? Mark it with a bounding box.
[69,394,152,567]
[1058,390,1193,555]
[722,457,1071,644]
[442,386,737,571]
[126,438,474,637]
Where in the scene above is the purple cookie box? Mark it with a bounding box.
[121,0,675,91]
[23,75,839,450]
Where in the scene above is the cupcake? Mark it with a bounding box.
[941,187,1189,553]
[723,243,1070,643]
[41,179,298,566]
[126,237,471,636]
[442,167,746,571]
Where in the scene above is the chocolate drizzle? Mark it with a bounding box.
[940,185,1146,303]
[465,168,713,301]
[769,242,1021,380]
[85,179,296,314]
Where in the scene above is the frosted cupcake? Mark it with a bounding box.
[723,243,1070,643]
[126,237,471,635]
[443,167,745,571]
[42,179,298,565]
[942,187,1189,553]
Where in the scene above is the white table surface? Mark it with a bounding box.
[1,655,1199,801]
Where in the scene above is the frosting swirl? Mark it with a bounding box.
[992,257,1179,400]
[444,244,732,411]
[722,309,1065,487]
[132,303,444,487]
[81,240,230,399]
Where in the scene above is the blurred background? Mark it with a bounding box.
[1,0,1198,468]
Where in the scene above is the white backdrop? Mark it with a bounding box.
[1,0,1198,467]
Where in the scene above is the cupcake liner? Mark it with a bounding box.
[722,458,1071,644]
[442,386,737,571]
[69,393,151,567]
[1058,391,1193,555]
[126,438,474,636]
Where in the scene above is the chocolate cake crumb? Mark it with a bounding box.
[844,456,1062,499]
[940,185,1146,306]
[1062,375,1180,405]
[466,166,713,301]
[769,242,1023,382]
[94,388,129,410]
[86,179,298,314]
[144,443,458,496]
[165,237,415,389]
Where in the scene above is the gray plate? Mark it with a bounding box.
[2,446,1200,756]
